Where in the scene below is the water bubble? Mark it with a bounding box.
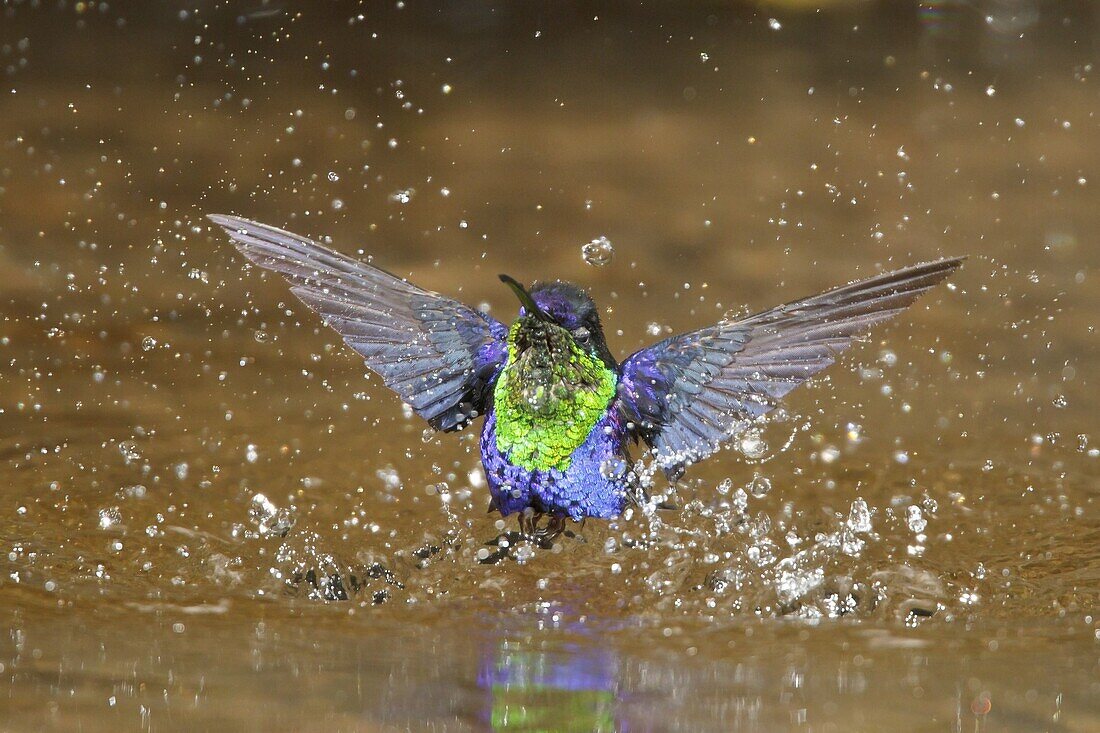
[327,171,340,182]
[98,506,122,530]
[767,17,782,31]
[141,336,157,351]
[174,462,189,480]
[820,445,840,464]
[245,444,259,463]
[1052,394,1068,408]
[893,450,910,465]
[331,198,344,211]
[985,85,996,97]
[581,236,614,267]
[716,478,733,495]
[253,330,269,343]
[645,322,664,337]
[747,473,772,498]
[389,188,414,204]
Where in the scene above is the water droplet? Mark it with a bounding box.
[599,457,628,480]
[748,473,772,498]
[581,236,614,267]
[389,188,414,204]
[98,506,122,530]
[906,505,927,533]
[847,498,873,534]
[738,429,768,459]
[118,441,141,464]
[249,493,295,537]
[121,484,146,499]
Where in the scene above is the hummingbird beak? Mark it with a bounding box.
[498,274,552,322]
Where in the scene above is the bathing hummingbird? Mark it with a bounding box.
[210,215,961,539]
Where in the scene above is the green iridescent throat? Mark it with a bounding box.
[493,318,617,472]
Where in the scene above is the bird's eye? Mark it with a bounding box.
[573,327,591,343]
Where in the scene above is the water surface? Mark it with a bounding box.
[1,2,1098,730]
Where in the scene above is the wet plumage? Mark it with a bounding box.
[210,214,962,533]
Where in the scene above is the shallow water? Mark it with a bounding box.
[1,2,1098,731]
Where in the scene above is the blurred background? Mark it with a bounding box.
[0,1,1097,731]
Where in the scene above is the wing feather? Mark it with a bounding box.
[209,214,506,431]
[618,258,963,475]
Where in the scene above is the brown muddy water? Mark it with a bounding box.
[1,2,1098,731]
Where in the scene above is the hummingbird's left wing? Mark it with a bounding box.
[209,215,507,432]
[617,258,963,478]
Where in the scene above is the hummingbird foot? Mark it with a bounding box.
[517,510,569,545]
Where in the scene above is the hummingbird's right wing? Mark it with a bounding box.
[209,215,507,432]
[617,258,963,478]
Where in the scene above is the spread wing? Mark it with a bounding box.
[209,214,507,431]
[617,258,964,476]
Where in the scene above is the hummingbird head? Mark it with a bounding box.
[496,275,617,422]
[498,275,615,369]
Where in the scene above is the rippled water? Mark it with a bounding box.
[2,2,1098,730]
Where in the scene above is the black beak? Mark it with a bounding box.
[499,274,552,321]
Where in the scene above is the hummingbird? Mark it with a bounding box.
[210,215,962,540]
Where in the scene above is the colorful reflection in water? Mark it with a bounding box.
[479,633,619,731]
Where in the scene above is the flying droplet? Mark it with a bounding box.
[847,498,873,534]
[906,505,927,533]
[581,236,614,267]
[98,506,122,530]
[738,429,768,459]
[599,457,628,481]
[748,473,772,498]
